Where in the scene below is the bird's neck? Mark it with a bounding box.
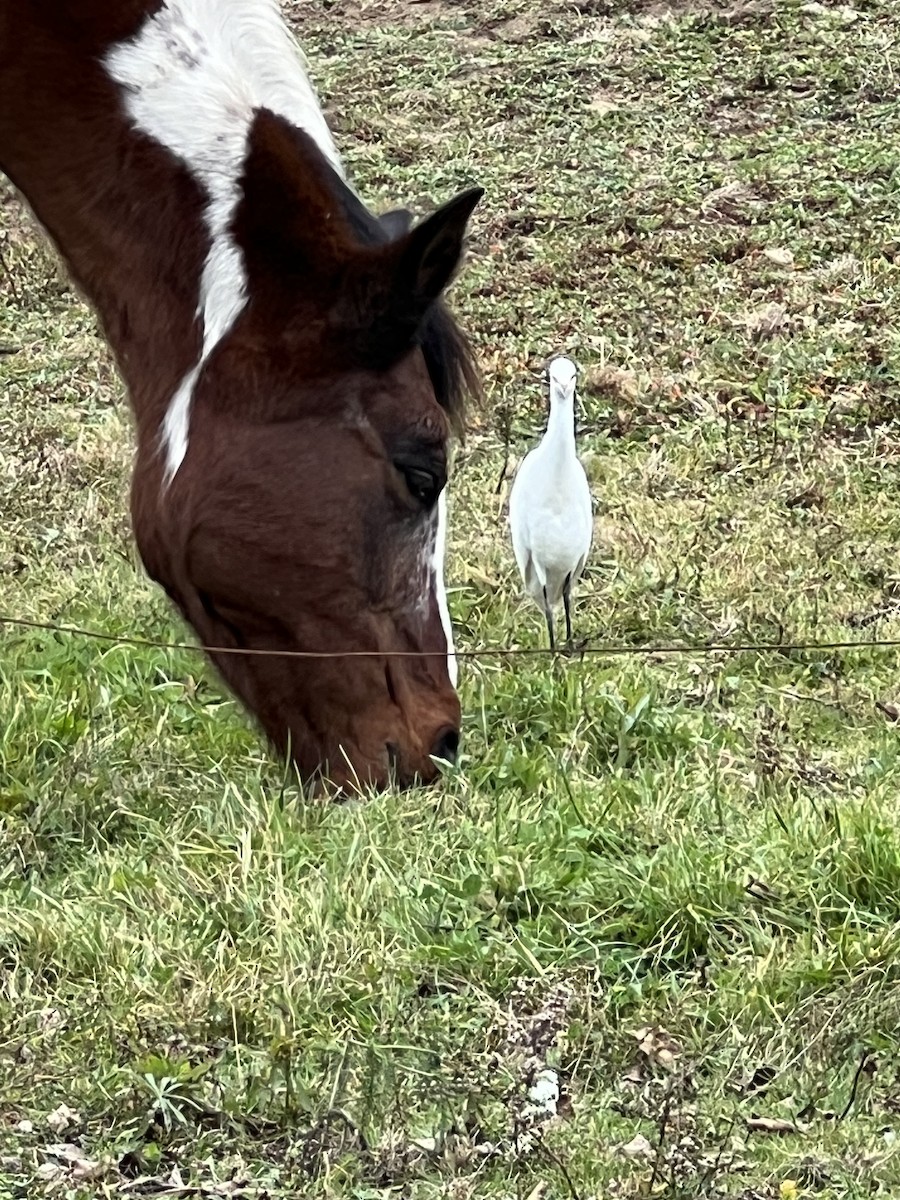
[543,395,577,460]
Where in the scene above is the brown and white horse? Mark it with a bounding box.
[0,1,483,792]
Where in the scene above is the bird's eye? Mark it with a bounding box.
[401,465,439,507]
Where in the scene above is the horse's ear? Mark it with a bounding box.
[379,207,415,239]
[236,109,370,279]
[393,187,484,313]
[342,186,483,366]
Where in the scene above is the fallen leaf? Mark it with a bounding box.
[582,364,639,402]
[701,180,757,218]
[634,1024,682,1070]
[747,1116,803,1135]
[589,92,620,116]
[409,1135,438,1152]
[745,876,780,901]
[463,565,500,589]
[620,1061,646,1089]
[817,252,861,282]
[762,246,794,268]
[618,1132,654,1159]
[38,1007,64,1032]
[746,301,788,340]
[45,1142,101,1178]
[802,2,860,20]
[45,1103,80,1135]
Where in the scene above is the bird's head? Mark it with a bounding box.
[547,355,578,399]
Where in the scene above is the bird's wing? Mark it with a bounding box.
[521,550,536,591]
[522,551,546,600]
[508,453,536,577]
[511,534,531,584]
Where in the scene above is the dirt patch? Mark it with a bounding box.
[284,0,768,39]
[478,12,544,42]
[560,0,775,19]
[284,0,464,31]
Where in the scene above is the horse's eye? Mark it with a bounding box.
[399,464,440,508]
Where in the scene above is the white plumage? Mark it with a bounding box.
[508,355,593,650]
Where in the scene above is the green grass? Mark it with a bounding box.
[3,0,900,1194]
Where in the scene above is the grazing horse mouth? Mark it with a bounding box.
[191,649,461,795]
[161,558,463,795]
[319,711,463,795]
[298,735,457,798]
[382,724,459,789]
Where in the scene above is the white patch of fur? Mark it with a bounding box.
[433,489,458,687]
[104,0,343,481]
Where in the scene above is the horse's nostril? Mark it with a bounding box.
[431,727,460,765]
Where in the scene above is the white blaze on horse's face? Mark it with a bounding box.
[434,489,458,687]
[413,487,457,688]
[104,0,343,483]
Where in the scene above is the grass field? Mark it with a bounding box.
[3,0,900,1195]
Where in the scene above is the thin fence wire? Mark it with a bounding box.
[3,612,900,662]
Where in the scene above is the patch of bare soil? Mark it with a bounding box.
[284,0,465,31]
[561,0,778,20]
[566,0,745,14]
[284,0,774,41]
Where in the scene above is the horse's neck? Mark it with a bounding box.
[0,1,343,439]
[0,7,207,428]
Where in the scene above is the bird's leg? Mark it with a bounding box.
[542,586,556,652]
[563,573,574,653]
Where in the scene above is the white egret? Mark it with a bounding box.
[508,355,593,650]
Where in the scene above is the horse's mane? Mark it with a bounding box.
[418,297,481,441]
